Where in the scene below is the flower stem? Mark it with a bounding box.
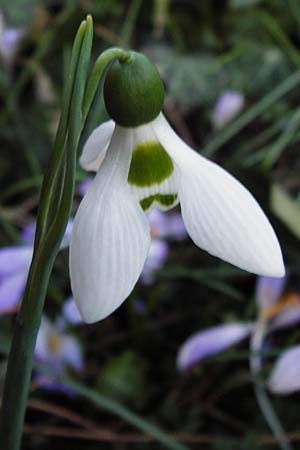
[0,16,93,450]
[250,319,294,450]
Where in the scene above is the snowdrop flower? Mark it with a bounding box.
[35,316,83,392]
[212,90,245,129]
[0,220,73,314]
[0,11,25,63]
[70,51,284,324]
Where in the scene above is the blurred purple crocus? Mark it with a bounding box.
[268,345,300,395]
[62,296,82,325]
[177,275,300,395]
[34,315,83,393]
[212,90,245,129]
[141,208,186,284]
[0,220,73,314]
[0,11,25,63]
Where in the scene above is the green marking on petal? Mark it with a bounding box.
[128,141,174,187]
[140,193,178,211]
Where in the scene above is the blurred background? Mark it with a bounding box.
[1,0,300,449]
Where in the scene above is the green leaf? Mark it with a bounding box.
[271,184,300,239]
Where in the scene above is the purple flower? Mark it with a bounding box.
[177,275,300,397]
[34,316,83,393]
[148,209,186,241]
[140,239,169,284]
[256,276,286,312]
[268,345,300,395]
[62,296,82,325]
[212,90,245,129]
[0,246,32,313]
[78,177,94,197]
[0,12,25,63]
[133,297,146,315]
[177,322,253,371]
[138,209,186,284]
[0,220,73,314]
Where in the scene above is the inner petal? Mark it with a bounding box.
[127,126,179,212]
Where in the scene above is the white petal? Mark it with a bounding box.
[79,120,115,172]
[177,322,252,371]
[70,126,151,323]
[154,114,285,277]
[268,345,300,395]
[128,122,179,212]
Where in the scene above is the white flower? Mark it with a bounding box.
[70,113,284,323]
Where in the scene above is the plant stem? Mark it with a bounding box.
[0,16,93,450]
[250,319,294,450]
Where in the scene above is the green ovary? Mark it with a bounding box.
[140,194,178,211]
[128,141,174,187]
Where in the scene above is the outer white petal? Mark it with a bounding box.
[153,114,285,277]
[177,322,252,371]
[268,345,300,395]
[79,120,115,172]
[70,126,151,323]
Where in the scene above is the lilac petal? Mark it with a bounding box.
[0,271,28,312]
[21,222,36,245]
[78,177,94,197]
[268,345,300,395]
[0,246,32,278]
[177,322,253,371]
[167,212,187,240]
[21,219,73,249]
[35,317,52,362]
[35,316,83,372]
[148,209,168,237]
[60,219,73,249]
[147,209,186,241]
[60,336,83,371]
[62,296,82,325]
[271,300,300,330]
[134,298,146,315]
[256,276,286,312]
[140,239,169,284]
[212,90,244,129]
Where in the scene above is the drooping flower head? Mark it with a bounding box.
[70,50,284,324]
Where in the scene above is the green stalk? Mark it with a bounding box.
[0,16,93,450]
[79,46,130,150]
[33,20,87,250]
[250,319,293,450]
